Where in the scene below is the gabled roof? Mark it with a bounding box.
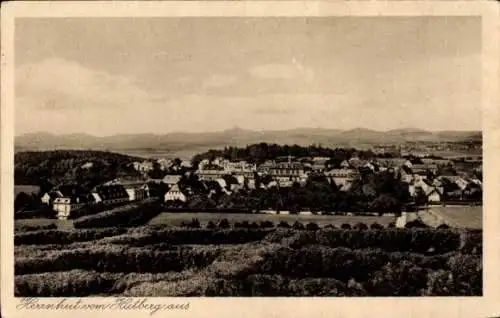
[162,174,182,185]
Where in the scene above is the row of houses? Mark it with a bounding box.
[40,180,150,219]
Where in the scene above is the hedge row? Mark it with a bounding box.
[123,266,481,297]
[15,270,120,297]
[14,223,57,232]
[15,245,223,275]
[204,275,366,297]
[264,228,480,254]
[102,228,273,247]
[14,228,128,246]
[73,202,163,229]
[257,246,455,281]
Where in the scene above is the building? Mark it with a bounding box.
[325,168,359,190]
[133,161,154,173]
[52,189,99,219]
[411,164,438,175]
[376,158,412,169]
[196,169,231,181]
[95,184,130,205]
[267,162,308,179]
[164,184,188,202]
[162,174,182,186]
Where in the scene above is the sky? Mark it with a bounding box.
[15,17,481,136]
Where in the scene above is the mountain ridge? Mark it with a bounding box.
[15,127,482,158]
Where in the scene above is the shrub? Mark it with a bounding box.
[437,224,450,230]
[292,221,305,230]
[323,224,336,229]
[260,221,275,229]
[305,222,320,231]
[218,219,230,229]
[387,222,396,228]
[340,223,351,230]
[405,219,427,229]
[206,221,217,230]
[249,222,260,229]
[364,261,428,296]
[354,222,368,230]
[277,221,291,228]
[188,218,201,228]
[370,223,384,230]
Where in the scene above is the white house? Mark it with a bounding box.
[80,162,94,169]
[41,191,63,205]
[164,184,187,202]
[53,196,92,219]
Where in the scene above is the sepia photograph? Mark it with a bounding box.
[2,2,498,312]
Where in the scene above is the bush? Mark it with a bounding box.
[324,224,336,229]
[305,222,320,231]
[364,261,428,296]
[387,222,396,228]
[249,222,260,229]
[189,218,201,228]
[292,221,305,230]
[73,202,163,229]
[341,223,351,230]
[206,221,217,230]
[218,219,230,229]
[277,221,291,228]
[370,223,384,230]
[405,219,427,229]
[260,221,275,229]
[354,222,368,230]
[437,224,450,230]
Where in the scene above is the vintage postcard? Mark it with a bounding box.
[1,1,499,318]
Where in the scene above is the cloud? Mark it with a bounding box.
[249,58,314,82]
[16,58,163,111]
[201,74,238,89]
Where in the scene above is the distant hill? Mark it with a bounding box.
[15,128,482,160]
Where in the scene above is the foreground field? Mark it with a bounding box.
[149,213,396,227]
[14,220,482,297]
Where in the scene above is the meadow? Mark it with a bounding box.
[14,214,482,297]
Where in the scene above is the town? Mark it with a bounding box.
[14,142,483,228]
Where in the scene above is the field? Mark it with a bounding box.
[428,206,482,229]
[14,215,482,297]
[149,213,397,228]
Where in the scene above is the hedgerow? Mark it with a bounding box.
[274,228,462,254]
[15,223,57,232]
[73,202,163,229]
[15,245,223,275]
[14,228,127,246]
[15,270,120,297]
[101,228,273,247]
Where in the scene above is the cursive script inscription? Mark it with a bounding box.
[17,298,190,315]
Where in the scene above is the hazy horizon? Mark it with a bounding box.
[15,17,481,136]
[15,126,482,138]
